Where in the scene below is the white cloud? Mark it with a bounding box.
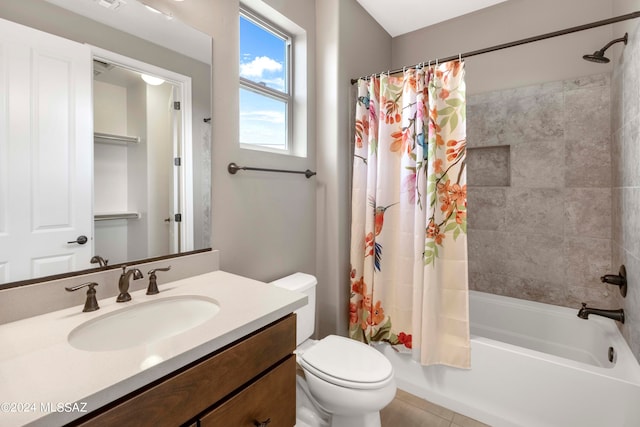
[240,110,285,124]
[240,56,282,79]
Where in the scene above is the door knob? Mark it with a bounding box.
[67,235,88,245]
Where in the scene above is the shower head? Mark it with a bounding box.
[583,33,628,63]
[583,52,611,63]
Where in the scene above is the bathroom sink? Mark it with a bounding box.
[68,296,220,351]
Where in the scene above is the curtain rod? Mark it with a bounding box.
[350,11,640,85]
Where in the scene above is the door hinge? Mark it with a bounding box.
[174,157,181,166]
[174,213,182,222]
[173,101,181,110]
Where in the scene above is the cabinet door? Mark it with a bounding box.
[0,17,93,283]
[200,356,296,427]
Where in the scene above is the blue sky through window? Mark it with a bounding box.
[240,16,286,91]
[239,15,288,149]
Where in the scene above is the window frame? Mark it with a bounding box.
[239,7,293,154]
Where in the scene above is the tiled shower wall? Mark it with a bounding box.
[466,73,616,310]
[612,24,640,360]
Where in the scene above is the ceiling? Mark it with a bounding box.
[356,0,510,37]
[44,0,510,53]
[43,0,211,64]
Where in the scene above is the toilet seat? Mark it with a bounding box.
[299,335,393,390]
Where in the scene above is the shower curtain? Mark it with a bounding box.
[349,62,470,368]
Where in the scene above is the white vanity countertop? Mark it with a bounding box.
[0,270,307,427]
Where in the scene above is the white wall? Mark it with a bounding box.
[144,0,317,283]
[126,81,149,262]
[614,0,640,35]
[93,81,129,215]
[93,81,128,135]
[93,80,129,265]
[315,0,391,337]
[391,0,616,94]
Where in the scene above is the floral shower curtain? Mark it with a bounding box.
[349,62,470,368]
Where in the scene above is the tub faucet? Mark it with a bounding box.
[577,303,625,323]
[116,266,143,302]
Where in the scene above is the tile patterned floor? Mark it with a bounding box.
[381,389,491,427]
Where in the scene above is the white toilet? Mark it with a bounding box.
[271,273,396,427]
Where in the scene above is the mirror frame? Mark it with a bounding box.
[2,248,212,290]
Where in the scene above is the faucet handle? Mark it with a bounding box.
[148,266,171,275]
[65,281,98,292]
[147,266,171,295]
[65,282,100,312]
[600,265,627,297]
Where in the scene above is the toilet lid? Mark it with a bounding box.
[299,335,393,389]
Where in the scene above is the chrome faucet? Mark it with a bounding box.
[116,266,143,302]
[577,303,625,323]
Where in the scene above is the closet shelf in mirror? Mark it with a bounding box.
[94,213,141,221]
[94,132,140,145]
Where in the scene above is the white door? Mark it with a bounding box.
[0,18,93,284]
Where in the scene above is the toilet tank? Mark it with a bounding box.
[269,273,316,346]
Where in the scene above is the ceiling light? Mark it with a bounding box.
[141,74,165,85]
[143,3,173,19]
[95,0,126,9]
[144,4,162,14]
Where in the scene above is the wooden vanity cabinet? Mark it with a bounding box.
[74,314,296,427]
[199,356,295,426]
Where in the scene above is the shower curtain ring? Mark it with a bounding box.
[459,53,462,63]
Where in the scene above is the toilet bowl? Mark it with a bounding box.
[270,273,396,427]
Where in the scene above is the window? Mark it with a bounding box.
[239,9,292,153]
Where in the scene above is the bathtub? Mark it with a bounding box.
[377,291,640,427]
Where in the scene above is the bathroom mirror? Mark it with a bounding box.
[0,0,212,287]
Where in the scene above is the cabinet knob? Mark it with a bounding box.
[253,418,271,427]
